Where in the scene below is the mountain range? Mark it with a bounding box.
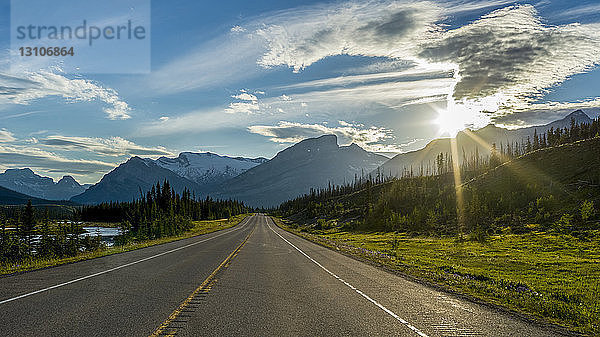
[71,136,387,206]
[213,135,388,207]
[0,109,595,207]
[154,152,267,188]
[0,169,88,201]
[71,152,267,204]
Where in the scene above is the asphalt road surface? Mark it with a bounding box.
[0,214,568,336]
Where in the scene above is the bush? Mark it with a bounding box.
[581,200,595,221]
[555,213,574,231]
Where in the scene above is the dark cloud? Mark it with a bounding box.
[419,5,600,102]
[370,10,417,38]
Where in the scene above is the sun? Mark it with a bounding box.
[435,108,467,137]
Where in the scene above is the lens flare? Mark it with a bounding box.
[435,108,467,137]
[434,97,497,137]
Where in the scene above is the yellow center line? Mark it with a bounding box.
[149,223,255,337]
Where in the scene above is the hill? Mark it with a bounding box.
[0,185,75,206]
[380,110,593,177]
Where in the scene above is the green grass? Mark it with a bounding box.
[274,218,600,335]
[0,214,251,276]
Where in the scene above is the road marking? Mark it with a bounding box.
[266,217,429,337]
[150,221,256,337]
[0,216,253,306]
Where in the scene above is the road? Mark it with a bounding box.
[0,214,567,336]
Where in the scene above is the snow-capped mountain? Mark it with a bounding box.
[71,156,203,204]
[153,152,267,188]
[71,152,268,204]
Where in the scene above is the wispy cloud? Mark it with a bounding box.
[38,135,173,157]
[552,3,600,20]
[0,70,132,119]
[278,66,453,90]
[0,129,16,142]
[147,32,267,95]
[0,133,174,182]
[0,144,117,181]
[278,78,454,106]
[139,108,255,136]
[248,120,405,153]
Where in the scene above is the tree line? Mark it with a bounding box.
[0,201,102,263]
[77,181,249,243]
[1,181,249,264]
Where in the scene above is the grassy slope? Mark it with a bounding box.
[0,214,250,276]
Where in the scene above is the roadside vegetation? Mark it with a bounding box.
[0,181,250,275]
[274,117,600,335]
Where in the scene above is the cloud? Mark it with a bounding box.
[420,5,600,105]
[0,129,16,142]
[231,25,246,33]
[253,1,600,124]
[147,32,268,95]
[273,78,455,108]
[39,135,173,157]
[232,92,258,102]
[225,89,262,114]
[278,66,453,90]
[225,101,260,114]
[0,71,131,119]
[139,108,255,136]
[256,0,442,72]
[0,144,117,177]
[248,120,405,153]
[553,3,600,20]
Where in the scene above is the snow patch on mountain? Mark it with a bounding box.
[153,152,267,185]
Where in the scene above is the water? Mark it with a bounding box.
[2,224,124,247]
[82,227,123,246]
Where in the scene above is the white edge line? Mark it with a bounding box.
[0,216,253,305]
[266,217,429,337]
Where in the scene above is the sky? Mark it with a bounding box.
[1,0,600,184]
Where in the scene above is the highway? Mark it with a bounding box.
[0,214,568,336]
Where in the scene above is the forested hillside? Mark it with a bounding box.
[278,118,600,237]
